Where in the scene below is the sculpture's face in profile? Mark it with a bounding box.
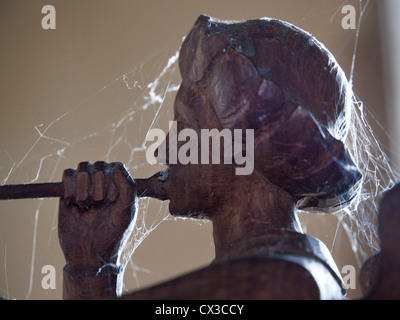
[160,15,361,218]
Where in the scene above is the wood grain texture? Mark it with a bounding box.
[57,16,385,300]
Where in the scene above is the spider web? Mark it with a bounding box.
[0,0,397,300]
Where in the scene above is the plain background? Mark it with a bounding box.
[0,0,395,299]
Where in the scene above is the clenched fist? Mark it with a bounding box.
[58,161,137,274]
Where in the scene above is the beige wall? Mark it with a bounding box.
[0,0,388,299]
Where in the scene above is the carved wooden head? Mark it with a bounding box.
[160,15,361,216]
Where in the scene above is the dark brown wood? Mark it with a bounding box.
[0,174,165,201]
[58,161,137,299]
[121,258,322,300]
[362,183,400,299]
[360,252,380,295]
[0,182,64,200]
[56,15,362,300]
[122,230,344,299]
[4,15,396,300]
[171,15,361,213]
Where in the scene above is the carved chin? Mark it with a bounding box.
[166,163,233,218]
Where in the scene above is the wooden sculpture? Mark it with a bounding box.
[60,15,362,299]
[1,15,399,300]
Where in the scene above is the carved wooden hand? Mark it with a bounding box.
[58,161,137,299]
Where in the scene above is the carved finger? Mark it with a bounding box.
[92,161,107,203]
[62,168,76,206]
[76,162,92,209]
[102,162,120,205]
[110,162,135,188]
